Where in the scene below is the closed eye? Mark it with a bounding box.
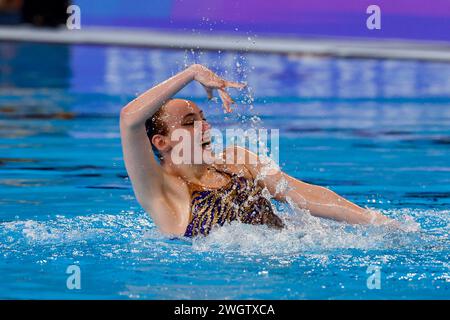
[181,112,206,126]
[183,119,206,126]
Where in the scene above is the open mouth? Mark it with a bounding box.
[202,140,211,147]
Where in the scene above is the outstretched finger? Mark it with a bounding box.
[225,81,247,90]
[218,88,234,113]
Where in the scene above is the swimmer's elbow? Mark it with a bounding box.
[120,105,143,130]
[120,108,133,127]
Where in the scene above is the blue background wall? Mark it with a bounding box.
[74,0,450,42]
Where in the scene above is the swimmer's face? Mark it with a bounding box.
[151,99,212,163]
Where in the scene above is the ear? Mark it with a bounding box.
[151,134,170,153]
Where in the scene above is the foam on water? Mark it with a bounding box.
[0,211,160,260]
[0,207,446,259]
[191,207,442,255]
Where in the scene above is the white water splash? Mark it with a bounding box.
[0,208,447,259]
[191,208,445,256]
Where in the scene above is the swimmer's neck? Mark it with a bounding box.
[162,161,213,181]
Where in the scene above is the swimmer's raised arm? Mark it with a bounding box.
[120,64,244,210]
[230,146,394,226]
[120,66,194,208]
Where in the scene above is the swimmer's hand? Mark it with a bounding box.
[190,64,246,113]
[366,210,421,232]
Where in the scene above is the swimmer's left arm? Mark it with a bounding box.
[236,146,394,226]
[271,173,393,225]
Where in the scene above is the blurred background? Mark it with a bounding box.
[0,0,69,26]
[0,0,449,41]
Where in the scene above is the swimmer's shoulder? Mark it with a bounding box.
[214,146,255,180]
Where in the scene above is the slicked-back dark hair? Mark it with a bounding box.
[145,107,169,160]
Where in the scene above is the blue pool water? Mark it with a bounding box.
[0,42,449,299]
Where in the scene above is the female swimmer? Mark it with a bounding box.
[120,64,395,237]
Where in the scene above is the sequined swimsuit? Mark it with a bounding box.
[184,167,284,237]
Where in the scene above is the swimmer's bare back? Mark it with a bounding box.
[119,64,397,237]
